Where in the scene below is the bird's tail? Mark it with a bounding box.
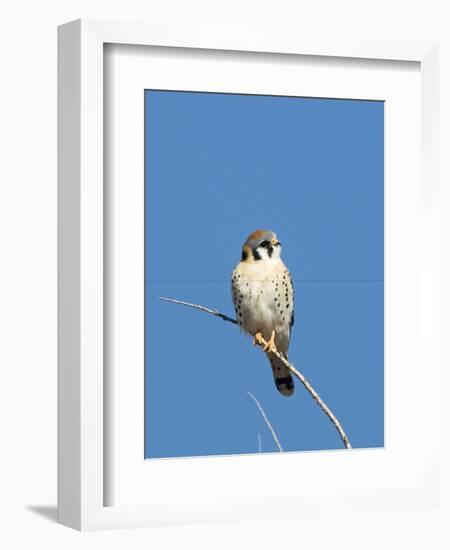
[268,353,294,397]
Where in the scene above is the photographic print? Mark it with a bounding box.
[144,90,384,458]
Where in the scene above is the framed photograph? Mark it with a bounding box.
[58,19,439,530]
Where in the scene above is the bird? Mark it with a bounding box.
[231,229,295,396]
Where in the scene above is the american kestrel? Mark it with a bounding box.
[231,229,295,396]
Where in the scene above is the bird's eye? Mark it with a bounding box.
[260,240,270,248]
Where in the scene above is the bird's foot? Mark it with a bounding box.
[253,332,265,347]
[253,330,277,354]
[263,330,278,354]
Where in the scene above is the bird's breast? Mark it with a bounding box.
[231,259,293,351]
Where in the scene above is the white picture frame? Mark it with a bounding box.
[58,18,439,531]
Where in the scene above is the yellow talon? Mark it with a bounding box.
[254,330,277,354]
[253,331,264,346]
[263,330,277,354]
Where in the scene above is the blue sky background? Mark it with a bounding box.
[145,90,384,458]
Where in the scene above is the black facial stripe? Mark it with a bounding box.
[252,248,262,261]
[241,249,248,261]
[267,246,273,258]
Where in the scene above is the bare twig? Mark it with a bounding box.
[257,433,262,453]
[158,297,238,325]
[247,392,283,452]
[159,297,352,449]
[264,342,352,450]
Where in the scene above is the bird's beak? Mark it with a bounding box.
[271,238,280,246]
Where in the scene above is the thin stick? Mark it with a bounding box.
[265,343,352,450]
[257,433,262,453]
[247,392,283,452]
[158,297,237,325]
[159,297,352,449]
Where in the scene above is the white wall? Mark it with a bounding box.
[0,1,448,548]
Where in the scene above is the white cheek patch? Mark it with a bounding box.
[257,246,281,261]
[257,248,269,261]
[271,246,281,259]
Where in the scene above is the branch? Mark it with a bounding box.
[266,341,352,450]
[158,297,237,325]
[159,297,352,449]
[247,391,283,452]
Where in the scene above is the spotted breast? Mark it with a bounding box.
[231,229,295,396]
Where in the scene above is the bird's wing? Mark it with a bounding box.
[288,270,295,329]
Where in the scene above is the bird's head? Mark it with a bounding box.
[241,229,282,263]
